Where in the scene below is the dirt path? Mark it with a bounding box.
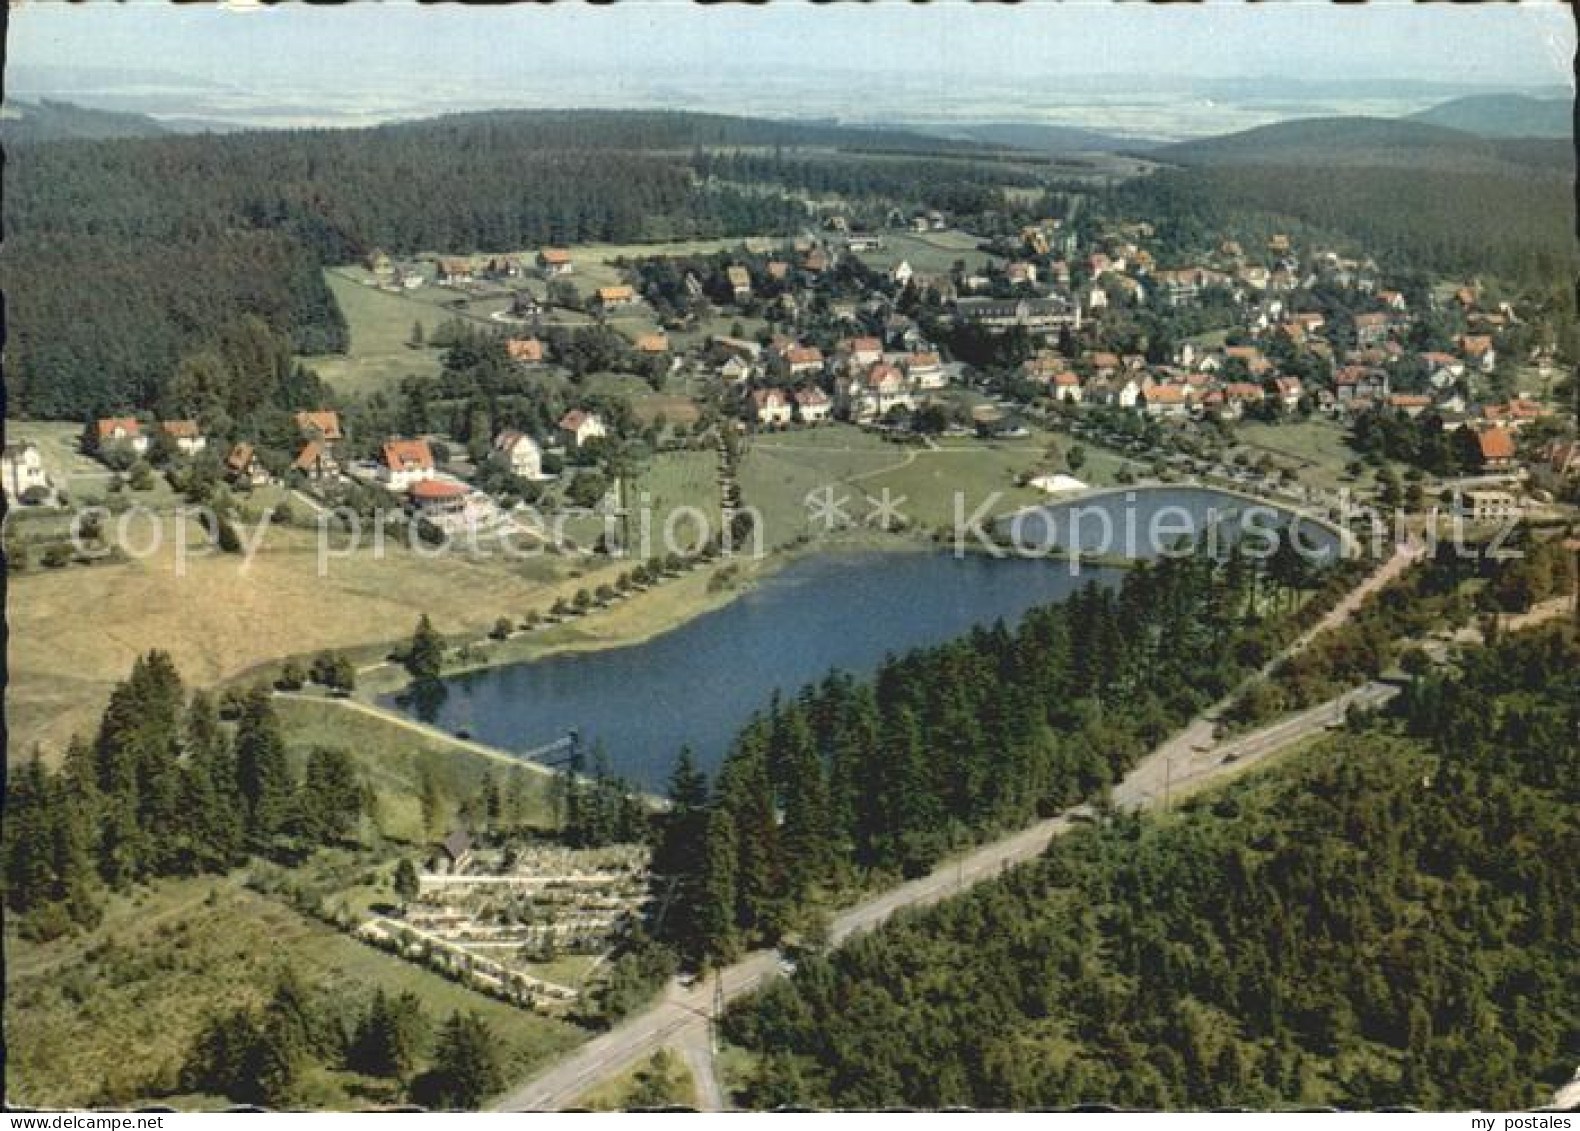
[272,691,560,779]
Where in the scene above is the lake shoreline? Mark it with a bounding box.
[354,528,936,703]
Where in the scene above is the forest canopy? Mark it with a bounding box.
[722,626,1580,1111]
[2,111,993,419]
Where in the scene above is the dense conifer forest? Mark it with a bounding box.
[721,626,1579,1110]
[652,545,1359,963]
[4,111,1003,420]
[1113,163,1576,287]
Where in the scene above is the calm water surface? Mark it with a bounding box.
[385,551,1120,788]
[385,488,1339,789]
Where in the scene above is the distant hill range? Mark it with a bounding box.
[905,120,1163,154]
[1151,115,1572,178]
[1,98,169,143]
[1407,93,1572,139]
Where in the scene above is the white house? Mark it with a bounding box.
[904,352,947,390]
[2,442,50,502]
[225,442,272,487]
[1051,371,1084,405]
[720,355,755,385]
[794,387,833,424]
[748,388,795,429]
[839,363,915,423]
[558,410,608,450]
[841,337,883,371]
[891,260,915,287]
[492,430,544,479]
[96,417,149,456]
[537,248,574,276]
[160,420,208,456]
[380,438,436,491]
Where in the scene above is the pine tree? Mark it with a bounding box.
[700,809,740,960]
[406,614,445,682]
[93,651,186,883]
[350,988,429,1079]
[654,748,711,956]
[235,687,294,846]
[4,753,57,915]
[417,1011,503,1110]
[393,858,421,904]
[298,747,365,845]
[775,709,832,899]
[181,692,244,871]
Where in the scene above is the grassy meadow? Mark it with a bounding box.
[4,873,583,1109]
[2,514,606,762]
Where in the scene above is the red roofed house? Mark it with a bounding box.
[507,338,546,365]
[1475,427,1516,470]
[293,440,339,481]
[748,388,794,429]
[96,417,149,456]
[1140,382,1191,419]
[838,363,914,423]
[558,410,608,451]
[1388,394,1432,419]
[596,285,637,308]
[779,346,825,378]
[226,442,271,487]
[537,249,574,276]
[408,478,481,531]
[436,258,474,286]
[904,352,947,390]
[160,420,207,456]
[1353,312,1391,347]
[794,387,832,424]
[1051,371,1083,405]
[380,438,436,491]
[635,333,670,355]
[1458,334,1497,373]
[1335,366,1389,403]
[842,337,883,371]
[296,409,342,441]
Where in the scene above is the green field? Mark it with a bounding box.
[302,271,451,399]
[1232,418,1363,492]
[274,696,559,843]
[738,425,1071,544]
[853,229,999,276]
[3,418,184,509]
[860,437,1054,530]
[4,873,583,1109]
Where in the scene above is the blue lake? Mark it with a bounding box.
[385,551,1121,789]
[384,487,1340,790]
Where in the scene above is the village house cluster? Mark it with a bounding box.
[41,208,1568,552]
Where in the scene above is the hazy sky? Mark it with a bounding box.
[10,0,1575,94]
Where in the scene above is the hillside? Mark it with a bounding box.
[723,628,1580,1110]
[1153,115,1570,178]
[1409,93,1572,139]
[0,98,169,143]
[0,109,1010,419]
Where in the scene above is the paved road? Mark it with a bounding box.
[493,546,1424,1111]
[493,676,1397,1111]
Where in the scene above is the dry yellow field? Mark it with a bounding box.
[5,516,634,761]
